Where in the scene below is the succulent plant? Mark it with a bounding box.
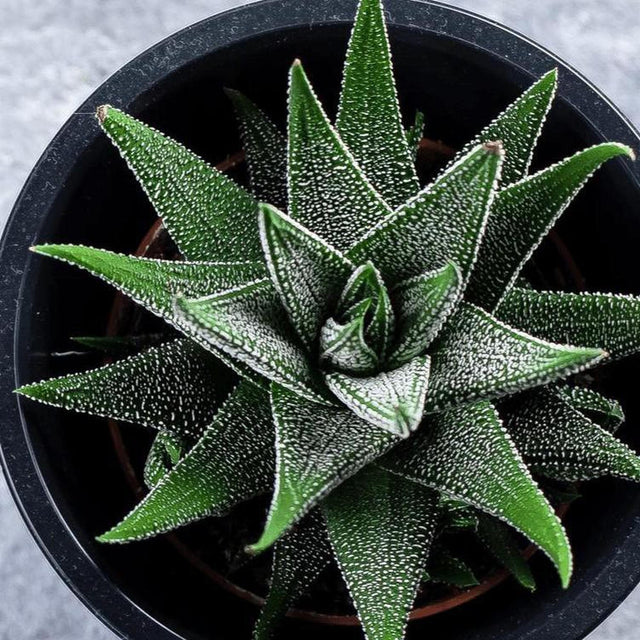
[16,0,640,638]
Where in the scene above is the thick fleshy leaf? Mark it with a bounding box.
[497,288,640,361]
[144,431,186,489]
[99,382,274,542]
[379,401,572,587]
[504,388,640,483]
[176,280,329,404]
[425,303,605,413]
[17,339,228,437]
[325,355,431,437]
[335,0,419,207]
[319,300,379,375]
[425,547,479,588]
[254,509,331,640]
[323,466,438,640]
[31,244,266,382]
[440,497,479,533]
[468,143,634,308]
[348,142,503,284]
[476,514,536,591]
[388,262,462,368]
[457,69,557,185]
[71,333,168,357]
[337,262,394,358]
[259,204,354,349]
[556,385,624,432]
[287,61,392,251]
[247,384,398,555]
[406,111,425,161]
[225,89,287,209]
[97,106,260,261]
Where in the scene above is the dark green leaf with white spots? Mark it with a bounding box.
[379,400,573,587]
[556,385,624,432]
[17,339,228,437]
[336,0,419,207]
[225,88,287,209]
[144,431,186,489]
[406,111,425,161]
[497,288,640,361]
[99,382,274,542]
[247,384,398,555]
[323,466,438,640]
[425,547,479,589]
[98,106,260,261]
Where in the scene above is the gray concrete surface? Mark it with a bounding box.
[1,0,639,638]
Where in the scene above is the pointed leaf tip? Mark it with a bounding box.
[96,104,109,123]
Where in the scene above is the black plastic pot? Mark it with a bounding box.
[2,1,640,639]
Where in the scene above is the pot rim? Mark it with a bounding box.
[2,1,640,639]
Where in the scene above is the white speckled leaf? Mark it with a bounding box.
[71,333,168,357]
[497,288,640,361]
[388,262,462,368]
[336,0,419,207]
[31,244,266,383]
[254,509,331,640]
[378,400,572,587]
[259,204,354,350]
[425,546,479,589]
[143,430,186,489]
[348,143,502,284]
[17,338,227,437]
[98,106,260,261]
[476,514,536,591]
[175,279,329,404]
[323,466,438,640]
[225,89,287,210]
[247,383,398,555]
[99,382,274,542]
[556,385,624,432]
[468,143,634,309]
[319,301,379,375]
[325,355,431,437]
[456,69,557,185]
[425,302,605,413]
[287,61,392,251]
[504,388,640,482]
[406,111,425,161]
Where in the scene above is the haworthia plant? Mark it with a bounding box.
[17,0,639,638]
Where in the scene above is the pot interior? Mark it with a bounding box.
[15,18,640,640]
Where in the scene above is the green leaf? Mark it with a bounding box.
[468,143,634,308]
[440,497,479,533]
[319,300,379,375]
[457,69,557,185]
[98,382,274,542]
[425,547,479,589]
[97,106,260,261]
[31,244,266,383]
[259,204,354,350]
[71,333,168,357]
[336,262,395,358]
[17,339,227,437]
[323,466,438,640]
[406,111,425,161]
[556,385,624,432]
[247,383,398,555]
[175,279,329,404]
[348,142,503,284]
[425,303,605,413]
[476,514,536,591]
[387,262,462,368]
[336,0,419,207]
[497,288,640,361]
[379,401,572,587]
[144,431,186,489]
[254,509,331,640]
[504,388,640,483]
[287,61,392,251]
[325,355,431,437]
[225,89,287,210]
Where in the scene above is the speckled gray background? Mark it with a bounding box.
[1,1,639,638]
